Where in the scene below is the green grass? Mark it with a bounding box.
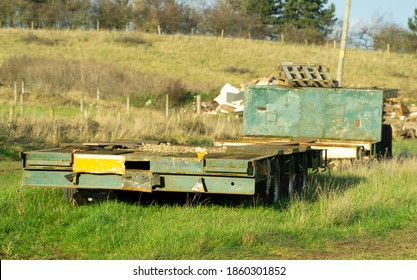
[1,144,416,260]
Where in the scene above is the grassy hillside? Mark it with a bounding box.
[0,28,416,149]
[0,29,416,100]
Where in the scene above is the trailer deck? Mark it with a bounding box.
[21,140,324,204]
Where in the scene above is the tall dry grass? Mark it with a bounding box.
[0,105,242,150]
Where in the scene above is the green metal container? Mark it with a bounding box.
[243,86,397,142]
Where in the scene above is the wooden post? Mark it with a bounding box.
[196,95,201,115]
[191,27,194,36]
[281,34,284,43]
[96,88,100,117]
[248,32,251,40]
[50,108,57,146]
[158,25,161,36]
[13,82,17,104]
[386,43,390,54]
[305,38,308,46]
[126,96,130,115]
[31,21,34,30]
[20,82,24,117]
[221,29,224,38]
[80,97,84,117]
[165,94,169,120]
[337,0,351,87]
[96,20,100,31]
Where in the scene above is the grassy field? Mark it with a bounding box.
[0,140,416,260]
[0,29,417,260]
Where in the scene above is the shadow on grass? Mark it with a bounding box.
[268,170,367,212]
[302,171,366,202]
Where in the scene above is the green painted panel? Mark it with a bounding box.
[204,157,251,174]
[25,149,72,166]
[244,86,391,142]
[77,174,122,189]
[23,170,73,187]
[158,174,255,195]
[23,170,123,189]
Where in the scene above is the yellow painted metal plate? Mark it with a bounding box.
[73,154,126,174]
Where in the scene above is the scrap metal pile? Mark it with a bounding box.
[384,99,417,139]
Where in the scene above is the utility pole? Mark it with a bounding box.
[337,0,351,87]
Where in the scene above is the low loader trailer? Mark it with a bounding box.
[21,64,396,204]
[21,140,324,204]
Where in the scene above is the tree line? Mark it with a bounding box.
[0,0,336,42]
[0,0,416,52]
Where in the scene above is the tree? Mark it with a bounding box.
[276,0,337,43]
[133,0,199,34]
[63,0,91,29]
[408,8,417,35]
[0,0,24,27]
[92,0,133,30]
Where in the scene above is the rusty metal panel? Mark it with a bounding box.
[244,86,396,142]
[122,171,159,192]
[150,155,204,174]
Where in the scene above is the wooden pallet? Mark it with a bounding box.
[277,63,338,88]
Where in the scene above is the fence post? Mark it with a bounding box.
[165,94,169,120]
[20,81,24,117]
[96,88,100,117]
[158,25,161,36]
[80,97,84,117]
[50,108,58,146]
[221,29,224,38]
[126,95,130,115]
[14,82,17,104]
[196,95,201,115]
[281,34,284,43]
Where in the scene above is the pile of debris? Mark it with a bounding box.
[210,76,277,114]
[385,99,417,139]
[210,63,335,114]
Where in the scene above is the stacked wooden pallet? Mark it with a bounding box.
[277,63,338,88]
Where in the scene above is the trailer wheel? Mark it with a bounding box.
[380,124,392,158]
[293,169,308,193]
[265,158,280,204]
[63,188,78,204]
